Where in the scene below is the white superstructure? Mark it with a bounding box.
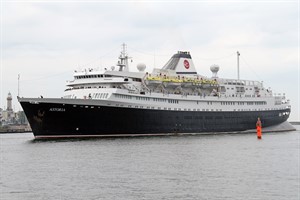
[63,44,290,116]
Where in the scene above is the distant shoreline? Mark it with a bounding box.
[289,121,300,125]
[0,130,32,134]
[0,124,32,134]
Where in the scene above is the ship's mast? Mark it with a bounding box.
[237,51,240,80]
[117,43,131,71]
[18,74,20,97]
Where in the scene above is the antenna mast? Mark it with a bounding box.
[18,74,20,97]
[117,43,131,72]
[237,51,240,80]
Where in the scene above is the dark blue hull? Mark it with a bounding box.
[20,100,290,138]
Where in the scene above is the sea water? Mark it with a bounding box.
[1,126,299,200]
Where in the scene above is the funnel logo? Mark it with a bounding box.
[184,60,190,69]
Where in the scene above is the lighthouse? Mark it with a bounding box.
[7,92,13,111]
[5,92,14,122]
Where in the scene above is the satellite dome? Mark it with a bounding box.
[137,63,146,72]
[210,64,220,73]
[210,64,220,78]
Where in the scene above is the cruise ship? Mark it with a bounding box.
[18,44,291,138]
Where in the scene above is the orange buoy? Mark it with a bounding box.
[256,117,262,139]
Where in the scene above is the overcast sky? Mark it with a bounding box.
[1,0,299,121]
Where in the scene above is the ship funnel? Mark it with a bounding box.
[162,51,197,75]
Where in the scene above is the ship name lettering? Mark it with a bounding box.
[49,108,65,112]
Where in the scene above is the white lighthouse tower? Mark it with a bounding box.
[6,92,14,122]
[7,92,13,111]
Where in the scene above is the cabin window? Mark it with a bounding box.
[220,86,226,92]
[168,99,178,104]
